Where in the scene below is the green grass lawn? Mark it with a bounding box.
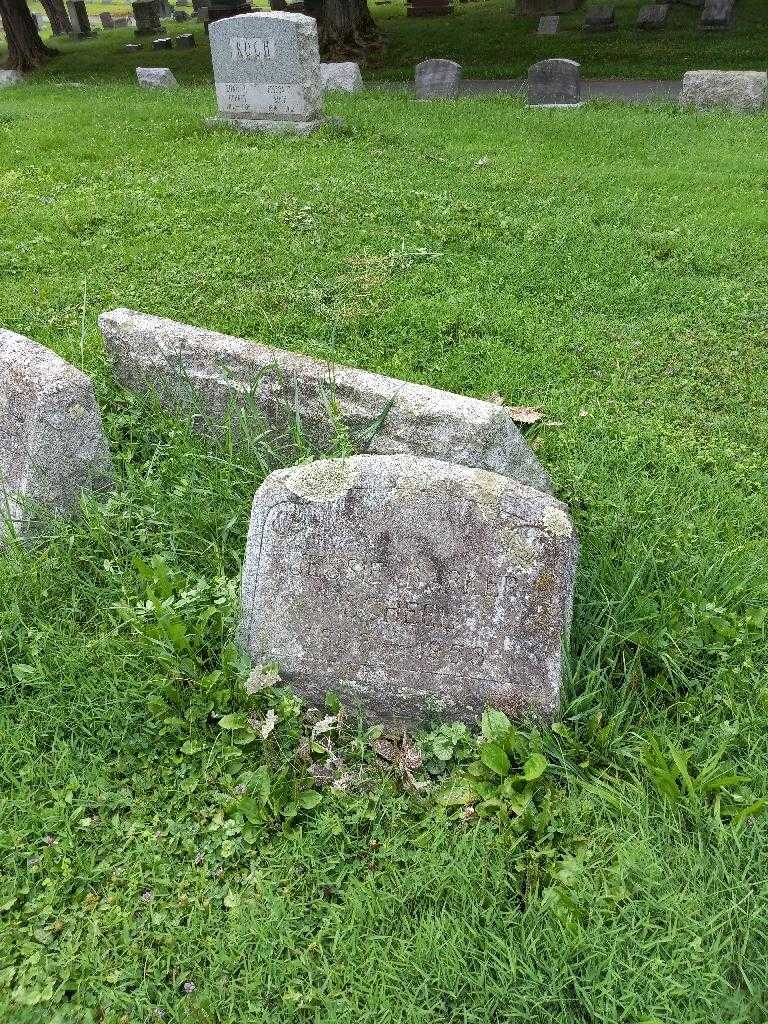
[11,0,768,79]
[2,80,768,1022]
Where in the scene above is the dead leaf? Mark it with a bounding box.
[259,709,278,739]
[507,406,544,425]
[245,665,280,694]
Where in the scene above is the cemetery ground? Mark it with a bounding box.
[2,78,768,1024]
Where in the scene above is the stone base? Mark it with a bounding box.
[206,114,325,135]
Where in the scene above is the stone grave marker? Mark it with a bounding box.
[136,66,178,86]
[132,0,161,35]
[100,12,115,27]
[207,12,324,135]
[176,31,195,45]
[679,70,767,112]
[583,3,615,29]
[241,455,578,725]
[519,0,580,11]
[415,58,462,99]
[537,14,559,32]
[636,3,667,28]
[174,8,189,18]
[98,308,552,493]
[67,0,95,37]
[0,330,112,539]
[125,41,142,49]
[152,35,173,47]
[320,61,363,93]
[528,58,582,106]
[699,0,733,29]
[0,71,24,86]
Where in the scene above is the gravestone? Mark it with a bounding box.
[519,0,580,11]
[125,41,142,49]
[537,14,559,32]
[136,66,178,86]
[636,3,667,28]
[407,0,453,15]
[207,12,324,135]
[320,61,363,93]
[152,35,173,47]
[132,0,161,34]
[415,58,462,99]
[67,0,95,37]
[114,14,129,23]
[156,0,171,16]
[241,455,578,725]
[583,3,615,29]
[100,12,115,27]
[528,58,581,106]
[174,8,189,18]
[679,70,767,112]
[0,330,112,539]
[98,308,552,493]
[0,71,24,86]
[176,31,196,45]
[699,0,732,29]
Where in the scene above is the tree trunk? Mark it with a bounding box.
[309,0,383,62]
[0,0,57,70]
[39,0,71,35]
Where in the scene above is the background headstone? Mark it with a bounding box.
[175,31,196,45]
[519,0,580,11]
[0,330,113,538]
[407,0,454,16]
[415,58,462,99]
[100,12,115,27]
[0,70,24,86]
[679,70,767,112]
[636,3,668,28]
[583,3,616,29]
[174,9,189,19]
[136,66,178,86]
[152,35,173,47]
[208,12,324,135]
[699,0,733,29]
[124,41,142,49]
[241,455,578,725]
[320,61,363,93]
[132,0,161,35]
[528,58,581,106]
[537,14,559,32]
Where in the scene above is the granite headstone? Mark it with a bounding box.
[528,58,581,106]
[136,66,178,86]
[699,0,733,29]
[537,14,559,32]
[679,70,767,112]
[132,0,161,34]
[583,3,615,29]
[152,35,173,47]
[636,3,668,28]
[176,30,196,45]
[320,61,363,92]
[415,58,462,99]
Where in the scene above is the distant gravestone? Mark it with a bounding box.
[132,0,161,34]
[136,66,178,86]
[174,8,189,18]
[528,58,581,106]
[176,31,196,45]
[583,3,615,29]
[207,12,324,135]
[519,0,580,11]
[100,11,115,27]
[537,14,559,32]
[156,0,172,16]
[699,0,732,29]
[679,70,767,112]
[320,61,363,93]
[152,35,173,47]
[241,455,578,725]
[0,71,24,86]
[125,41,142,49]
[0,330,112,539]
[67,0,94,37]
[415,58,462,99]
[636,3,667,28]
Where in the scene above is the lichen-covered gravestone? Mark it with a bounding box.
[679,70,767,112]
[241,455,578,725]
[208,12,324,134]
[132,0,161,35]
[0,330,112,538]
[636,3,667,28]
[528,59,582,107]
[415,58,462,99]
[320,62,363,93]
[136,66,178,87]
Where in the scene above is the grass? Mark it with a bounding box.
[1,79,768,1021]
[10,0,768,79]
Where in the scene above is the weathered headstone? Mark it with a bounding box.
[98,308,552,493]
[320,61,363,93]
[537,14,559,32]
[519,0,580,11]
[528,58,581,106]
[152,35,173,47]
[174,8,189,18]
[241,455,577,725]
[132,0,161,35]
[699,0,733,29]
[0,330,112,538]
[99,12,115,28]
[415,58,462,100]
[136,66,178,87]
[176,31,195,45]
[207,12,324,135]
[679,70,767,112]
[125,41,142,49]
[67,0,95,37]
[583,3,615,29]
[636,3,668,28]
[0,71,24,86]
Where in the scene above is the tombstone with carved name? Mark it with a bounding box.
[208,12,324,134]
[415,58,462,99]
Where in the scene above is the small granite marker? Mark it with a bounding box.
[152,35,173,48]
[98,308,552,493]
[537,14,559,33]
[136,66,178,87]
[528,58,581,106]
[0,71,24,86]
[679,70,767,112]
[0,330,112,539]
[125,42,142,50]
[208,12,324,134]
[415,58,462,100]
[132,0,162,35]
[636,3,667,28]
[174,8,189,18]
[241,455,578,725]
[320,61,363,93]
[699,0,733,29]
[176,31,196,46]
[583,3,615,30]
